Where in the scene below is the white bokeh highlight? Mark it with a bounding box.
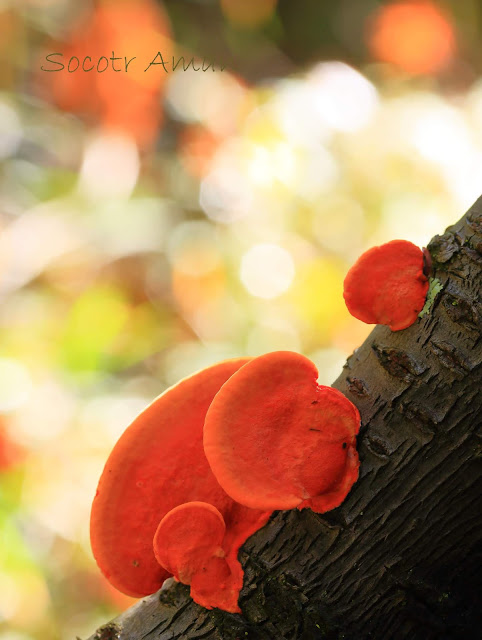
[78,132,140,199]
[240,243,295,299]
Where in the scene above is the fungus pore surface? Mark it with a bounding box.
[343,239,429,331]
[203,351,360,513]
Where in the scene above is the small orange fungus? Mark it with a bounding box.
[343,240,429,332]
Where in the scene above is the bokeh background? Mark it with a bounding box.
[0,0,481,638]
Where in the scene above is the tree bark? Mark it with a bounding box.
[86,198,482,640]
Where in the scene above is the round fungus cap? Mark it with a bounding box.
[203,351,360,513]
[153,501,226,584]
[153,501,240,612]
[343,239,429,331]
[90,357,270,605]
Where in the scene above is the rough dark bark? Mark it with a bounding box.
[86,198,482,640]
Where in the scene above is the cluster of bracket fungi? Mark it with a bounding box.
[90,239,430,612]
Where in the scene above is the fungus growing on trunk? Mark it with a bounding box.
[90,358,271,608]
[343,239,429,331]
[203,351,360,513]
[153,502,241,612]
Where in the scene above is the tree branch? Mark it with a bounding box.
[87,197,482,640]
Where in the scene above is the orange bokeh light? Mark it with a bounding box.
[368,1,455,75]
[0,420,25,471]
[172,266,226,316]
[42,0,173,147]
[179,125,220,178]
[172,268,226,315]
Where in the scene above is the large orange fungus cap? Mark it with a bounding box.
[90,358,270,611]
[203,351,360,514]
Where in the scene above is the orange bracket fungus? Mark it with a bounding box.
[153,501,240,612]
[203,351,361,514]
[90,358,270,612]
[343,239,429,331]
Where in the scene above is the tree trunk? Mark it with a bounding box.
[86,198,482,640]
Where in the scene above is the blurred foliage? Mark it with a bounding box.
[0,0,481,638]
